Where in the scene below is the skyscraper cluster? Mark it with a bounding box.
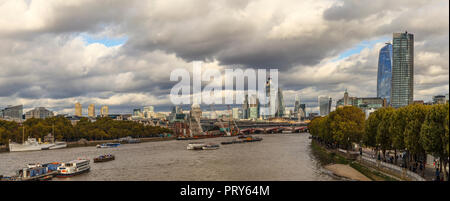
[378,31,414,108]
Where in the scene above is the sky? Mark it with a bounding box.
[0,0,448,115]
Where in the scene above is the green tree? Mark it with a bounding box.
[404,104,429,164]
[420,103,449,181]
[389,107,407,164]
[376,107,394,159]
[329,106,365,150]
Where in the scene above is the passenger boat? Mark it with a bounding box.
[42,162,61,172]
[202,144,220,150]
[93,154,115,163]
[96,143,120,148]
[2,164,57,181]
[187,142,207,150]
[56,159,90,177]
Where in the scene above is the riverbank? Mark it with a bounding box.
[311,140,399,181]
[0,136,176,153]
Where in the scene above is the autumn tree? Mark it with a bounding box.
[420,103,449,181]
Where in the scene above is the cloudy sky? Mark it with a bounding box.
[0,0,448,115]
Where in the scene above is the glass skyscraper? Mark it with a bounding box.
[377,43,392,105]
[318,96,331,116]
[391,32,414,108]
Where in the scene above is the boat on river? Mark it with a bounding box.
[1,164,57,181]
[96,143,120,148]
[202,144,220,150]
[187,142,207,150]
[243,136,263,142]
[93,154,115,163]
[9,138,66,152]
[56,159,90,177]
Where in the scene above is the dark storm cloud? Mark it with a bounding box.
[0,0,448,114]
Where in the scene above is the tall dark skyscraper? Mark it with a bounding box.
[391,31,414,108]
[377,43,392,105]
[242,94,249,119]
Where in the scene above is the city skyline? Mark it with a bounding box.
[0,0,448,115]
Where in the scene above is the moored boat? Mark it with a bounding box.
[202,144,220,150]
[93,154,115,163]
[56,159,90,177]
[3,164,57,181]
[9,138,54,152]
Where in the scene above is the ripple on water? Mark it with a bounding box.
[0,134,337,181]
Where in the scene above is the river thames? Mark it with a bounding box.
[0,134,337,181]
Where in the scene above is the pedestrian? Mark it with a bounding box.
[435,168,440,181]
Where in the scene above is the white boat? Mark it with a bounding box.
[9,125,67,152]
[56,159,90,177]
[96,143,120,148]
[49,141,67,149]
[187,142,206,150]
[9,138,55,152]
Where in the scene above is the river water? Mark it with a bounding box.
[0,134,336,181]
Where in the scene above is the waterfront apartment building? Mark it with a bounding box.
[75,102,82,116]
[391,31,414,108]
[318,96,331,116]
[88,104,95,117]
[25,107,54,119]
[1,105,23,121]
[100,106,109,117]
[377,43,393,105]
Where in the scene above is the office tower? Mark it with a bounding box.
[318,96,331,116]
[265,77,277,118]
[275,87,285,118]
[75,102,82,117]
[133,108,143,117]
[25,107,54,119]
[377,43,393,105]
[190,103,203,136]
[249,94,260,119]
[100,106,109,117]
[242,94,249,119]
[294,95,300,113]
[143,106,155,118]
[328,97,332,114]
[88,104,95,117]
[392,31,414,108]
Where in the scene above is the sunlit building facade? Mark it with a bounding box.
[391,32,414,108]
[377,43,393,105]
